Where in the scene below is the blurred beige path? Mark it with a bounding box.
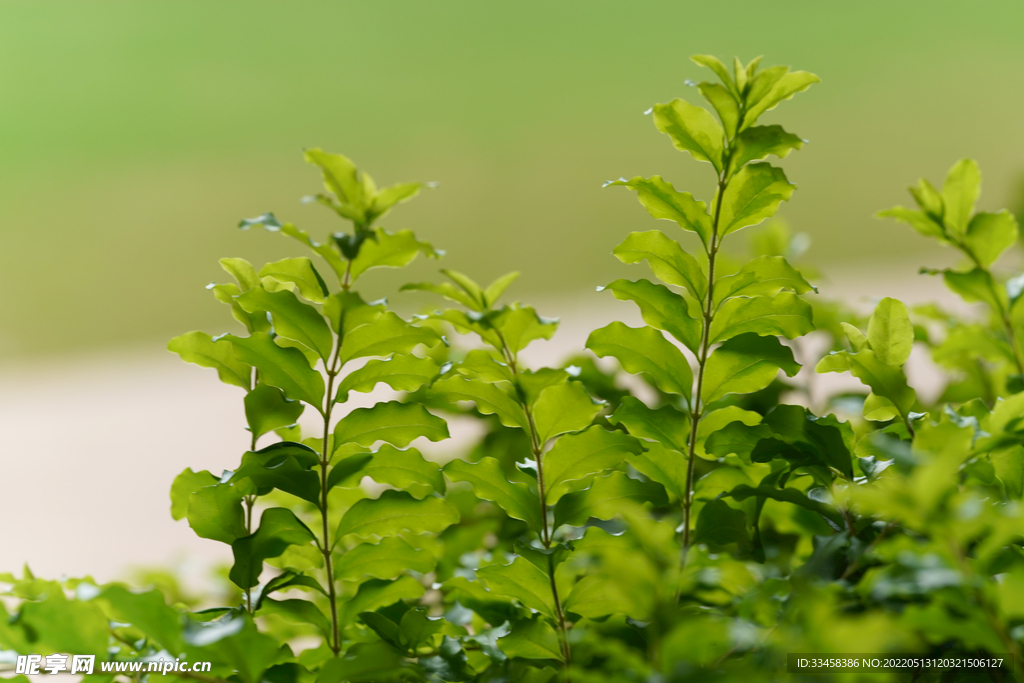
[0,264,966,584]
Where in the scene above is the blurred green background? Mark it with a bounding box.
[3,0,1024,359]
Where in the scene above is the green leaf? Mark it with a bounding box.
[221,332,325,408]
[698,82,739,138]
[402,281,480,311]
[260,598,331,638]
[334,537,436,582]
[338,576,426,625]
[941,158,980,236]
[497,618,564,662]
[841,322,869,351]
[444,457,541,528]
[338,312,441,366]
[606,176,712,246]
[490,305,559,354]
[99,585,184,653]
[432,375,528,428]
[876,206,946,240]
[169,331,251,389]
[232,449,321,506]
[704,422,773,462]
[532,381,602,444]
[170,468,218,521]
[220,257,261,291]
[609,396,690,452]
[693,499,749,550]
[242,215,349,284]
[456,349,515,384]
[208,281,270,335]
[717,163,795,236]
[965,211,1018,268]
[476,556,555,618]
[702,333,800,403]
[600,278,701,354]
[710,292,813,343]
[230,508,317,589]
[742,70,820,130]
[186,484,247,544]
[586,322,693,399]
[628,442,687,500]
[696,405,762,457]
[651,98,725,172]
[369,182,424,222]
[612,230,707,301]
[544,426,643,504]
[564,575,645,621]
[305,148,363,209]
[725,484,844,528]
[867,297,913,367]
[714,255,815,303]
[245,383,305,441]
[516,367,569,406]
[349,228,439,282]
[692,54,737,95]
[334,400,448,448]
[326,453,374,490]
[324,291,385,336]
[758,405,854,479]
[317,641,408,683]
[554,471,667,527]
[360,444,446,499]
[936,267,1010,311]
[18,594,110,656]
[817,349,916,420]
[420,636,473,682]
[258,257,329,303]
[334,490,460,541]
[730,125,804,174]
[484,271,521,308]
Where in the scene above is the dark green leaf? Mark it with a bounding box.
[186,484,247,545]
[496,618,564,662]
[245,383,305,442]
[693,499,749,551]
[221,332,325,408]
[725,484,844,528]
[230,508,316,589]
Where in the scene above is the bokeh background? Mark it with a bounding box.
[3,0,1024,581]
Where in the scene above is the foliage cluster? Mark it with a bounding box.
[5,55,1024,682]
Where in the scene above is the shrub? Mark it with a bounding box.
[3,55,1024,683]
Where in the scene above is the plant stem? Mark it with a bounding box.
[319,335,344,656]
[681,173,728,563]
[495,331,572,666]
[959,243,1024,376]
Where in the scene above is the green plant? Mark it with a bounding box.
[6,57,1024,683]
